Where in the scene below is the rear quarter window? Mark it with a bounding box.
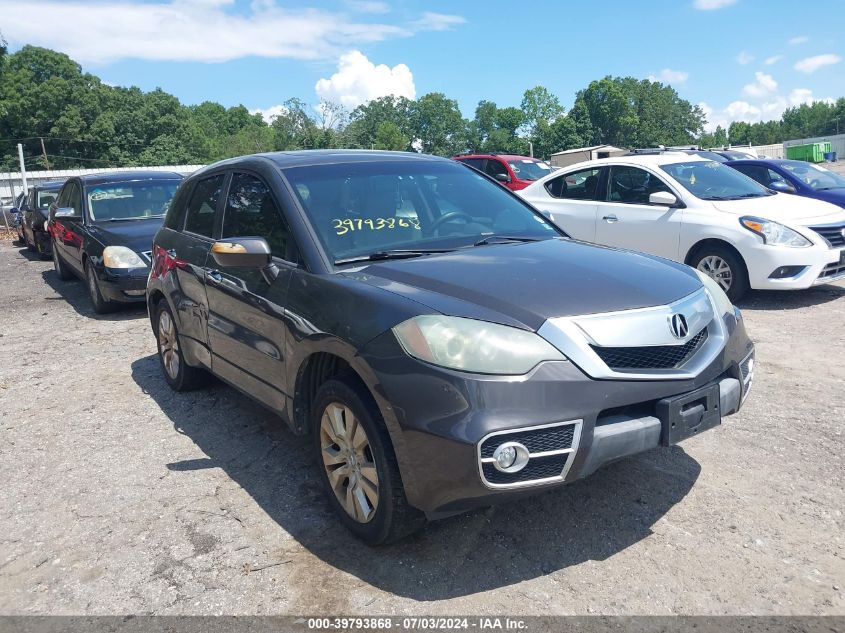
[164,181,193,231]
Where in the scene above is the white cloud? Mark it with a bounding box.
[701,88,830,132]
[736,50,754,65]
[789,35,809,45]
[794,53,841,74]
[0,0,464,64]
[693,0,737,9]
[647,68,689,84]
[410,12,466,31]
[344,0,390,13]
[764,55,783,65]
[315,50,416,109]
[250,104,287,124]
[742,72,778,98]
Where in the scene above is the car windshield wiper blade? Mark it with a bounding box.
[473,235,544,247]
[100,215,165,222]
[334,249,453,265]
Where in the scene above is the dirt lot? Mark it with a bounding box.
[0,238,842,616]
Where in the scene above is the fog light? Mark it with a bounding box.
[492,441,530,473]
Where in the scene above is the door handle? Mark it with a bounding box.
[206,269,223,283]
[602,214,619,223]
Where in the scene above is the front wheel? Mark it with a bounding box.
[313,376,424,544]
[85,262,116,314]
[52,241,74,281]
[155,301,209,391]
[691,246,749,303]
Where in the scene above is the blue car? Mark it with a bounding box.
[729,158,845,209]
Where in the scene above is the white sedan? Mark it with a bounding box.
[518,153,845,301]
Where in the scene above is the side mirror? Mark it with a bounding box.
[649,191,678,207]
[54,207,81,219]
[493,173,511,183]
[769,180,796,194]
[211,237,272,269]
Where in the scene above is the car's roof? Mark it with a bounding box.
[454,153,539,161]
[729,158,803,166]
[76,170,184,185]
[32,180,66,190]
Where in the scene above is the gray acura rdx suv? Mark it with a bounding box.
[146,150,755,544]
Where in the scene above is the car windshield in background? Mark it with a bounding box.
[661,160,772,200]
[87,180,181,222]
[507,160,552,181]
[779,161,845,190]
[37,190,59,208]
[283,160,560,264]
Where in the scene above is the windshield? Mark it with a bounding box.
[660,160,772,200]
[37,190,59,208]
[507,159,552,181]
[283,160,560,264]
[778,161,845,190]
[87,179,181,222]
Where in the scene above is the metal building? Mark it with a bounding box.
[549,145,627,168]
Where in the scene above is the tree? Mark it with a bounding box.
[344,95,414,150]
[411,92,467,156]
[373,121,408,151]
[520,86,564,136]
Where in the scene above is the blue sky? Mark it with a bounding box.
[5,0,845,131]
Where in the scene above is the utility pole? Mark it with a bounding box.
[39,137,52,170]
[17,143,28,193]
[529,141,534,158]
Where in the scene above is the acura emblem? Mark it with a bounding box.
[669,313,689,339]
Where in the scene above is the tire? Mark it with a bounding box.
[154,300,209,391]
[85,260,116,314]
[312,376,425,544]
[691,245,749,303]
[35,232,50,260]
[52,240,74,281]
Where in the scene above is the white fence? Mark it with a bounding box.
[0,165,204,200]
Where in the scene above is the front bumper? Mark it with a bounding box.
[97,266,149,303]
[360,316,754,515]
[744,239,845,290]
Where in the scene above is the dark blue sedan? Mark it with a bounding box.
[729,158,845,209]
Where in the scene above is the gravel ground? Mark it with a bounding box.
[0,238,842,616]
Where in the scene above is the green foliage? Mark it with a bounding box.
[4,45,842,171]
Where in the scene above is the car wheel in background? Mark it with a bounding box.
[52,240,74,281]
[24,230,35,252]
[312,375,424,544]
[155,300,209,391]
[85,261,116,314]
[692,245,749,303]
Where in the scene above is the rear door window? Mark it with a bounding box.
[484,159,510,180]
[184,174,225,238]
[545,167,603,200]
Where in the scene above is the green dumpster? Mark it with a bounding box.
[786,142,831,162]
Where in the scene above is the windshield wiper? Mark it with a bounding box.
[100,215,165,222]
[334,249,453,265]
[473,235,544,247]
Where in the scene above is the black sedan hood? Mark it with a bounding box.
[87,218,164,253]
[344,239,703,331]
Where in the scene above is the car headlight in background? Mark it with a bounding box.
[740,216,812,247]
[392,315,566,374]
[103,246,146,269]
[695,269,735,316]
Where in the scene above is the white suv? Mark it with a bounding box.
[518,153,845,301]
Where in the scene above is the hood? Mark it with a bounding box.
[807,188,845,210]
[87,217,164,253]
[344,239,703,331]
[710,192,845,225]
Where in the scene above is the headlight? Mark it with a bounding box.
[695,269,734,316]
[103,246,146,268]
[392,315,566,374]
[740,216,812,247]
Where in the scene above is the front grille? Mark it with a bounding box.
[819,260,845,279]
[479,424,574,458]
[592,328,708,370]
[809,223,845,248]
[482,454,569,485]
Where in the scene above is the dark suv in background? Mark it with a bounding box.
[49,171,183,313]
[147,150,754,544]
[20,180,65,258]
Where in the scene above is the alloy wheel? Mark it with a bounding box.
[697,255,733,291]
[319,403,379,523]
[158,310,180,380]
